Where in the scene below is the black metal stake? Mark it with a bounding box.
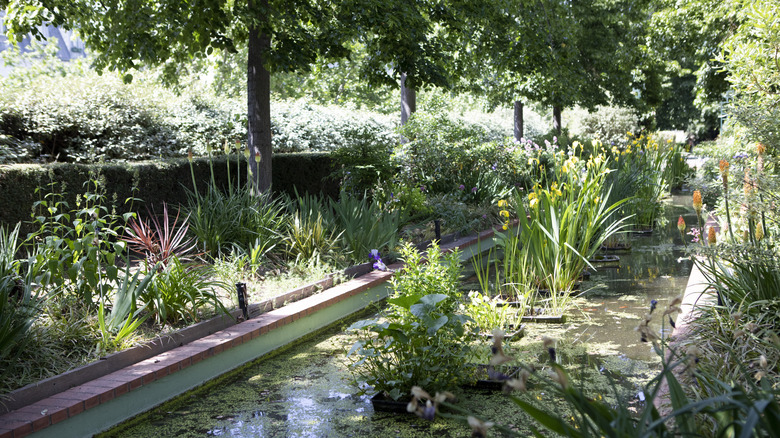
[236,282,248,320]
[434,219,441,241]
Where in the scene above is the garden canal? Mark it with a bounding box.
[100,195,697,437]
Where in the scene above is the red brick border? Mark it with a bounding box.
[0,229,498,438]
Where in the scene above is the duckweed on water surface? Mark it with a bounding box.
[101,196,694,437]
[101,318,655,438]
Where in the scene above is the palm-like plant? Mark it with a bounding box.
[330,193,399,264]
[138,256,228,325]
[0,223,35,364]
[123,203,198,269]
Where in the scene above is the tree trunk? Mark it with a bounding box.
[513,100,524,141]
[552,106,562,135]
[247,0,273,194]
[400,73,416,125]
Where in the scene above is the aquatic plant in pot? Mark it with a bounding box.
[346,243,475,407]
[461,291,523,338]
[513,149,630,308]
[470,225,537,316]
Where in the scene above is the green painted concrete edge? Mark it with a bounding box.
[32,283,391,438]
[28,231,502,438]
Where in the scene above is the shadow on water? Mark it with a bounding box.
[101,195,695,437]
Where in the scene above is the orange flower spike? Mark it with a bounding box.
[708,227,717,245]
[719,159,730,175]
[757,143,766,155]
[692,190,702,215]
[677,216,686,233]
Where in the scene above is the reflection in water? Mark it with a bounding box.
[564,196,695,361]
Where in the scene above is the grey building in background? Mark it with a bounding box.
[0,10,86,75]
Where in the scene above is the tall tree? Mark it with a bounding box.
[337,0,469,124]
[1,0,349,193]
[648,0,741,136]
[718,0,780,150]
[460,0,658,134]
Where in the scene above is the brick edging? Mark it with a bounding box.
[0,226,502,438]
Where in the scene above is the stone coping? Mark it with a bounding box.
[0,262,374,415]
[0,226,502,438]
[653,214,720,416]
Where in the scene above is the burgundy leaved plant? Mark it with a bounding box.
[123,203,198,270]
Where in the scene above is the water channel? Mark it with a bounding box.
[101,194,697,437]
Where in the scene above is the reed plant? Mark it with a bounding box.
[604,134,681,229]
[471,232,536,315]
[284,192,342,264]
[330,192,399,264]
[184,153,286,260]
[515,149,630,298]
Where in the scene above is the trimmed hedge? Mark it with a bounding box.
[0,153,337,234]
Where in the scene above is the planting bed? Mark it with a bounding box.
[0,227,501,438]
[93,195,698,437]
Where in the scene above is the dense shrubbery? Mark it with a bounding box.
[0,154,338,234]
[271,100,399,152]
[0,73,244,162]
[0,74,399,163]
[579,105,640,147]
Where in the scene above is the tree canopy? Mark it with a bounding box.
[1,0,350,192]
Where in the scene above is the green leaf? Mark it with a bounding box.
[426,315,448,335]
[346,340,364,358]
[511,396,581,437]
[347,319,380,331]
[417,293,449,306]
[387,293,423,310]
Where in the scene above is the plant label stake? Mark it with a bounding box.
[236,282,249,320]
[434,219,441,241]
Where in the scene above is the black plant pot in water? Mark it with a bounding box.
[371,393,412,414]
[520,314,566,323]
[587,254,620,267]
[599,241,632,253]
[481,325,525,340]
[631,228,654,237]
[468,364,536,391]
